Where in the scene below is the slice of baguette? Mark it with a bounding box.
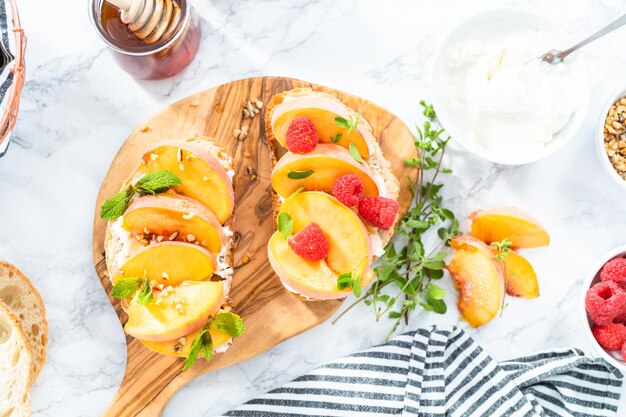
[0,301,33,417]
[0,262,48,382]
[104,137,236,298]
[103,137,237,353]
[265,88,400,250]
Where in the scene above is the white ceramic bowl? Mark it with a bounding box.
[580,244,626,369]
[596,87,626,189]
[431,9,589,165]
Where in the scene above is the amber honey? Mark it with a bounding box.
[91,0,201,80]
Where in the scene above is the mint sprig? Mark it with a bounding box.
[334,113,360,133]
[111,275,153,305]
[183,327,212,371]
[183,312,244,371]
[100,170,181,220]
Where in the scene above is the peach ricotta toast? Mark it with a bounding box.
[101,137,243,368]
[265,89,400,300]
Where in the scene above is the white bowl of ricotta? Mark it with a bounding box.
[431,9,589,165]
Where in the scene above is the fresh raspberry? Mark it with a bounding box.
[358,196,399,230]
[591,323,626,350]
[600,258,626,287]
[285,117,319,154]
[585,281,626,325]
[288,223,329,261]
[332,174,364,207]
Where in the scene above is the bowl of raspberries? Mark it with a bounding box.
[583,247,626,367]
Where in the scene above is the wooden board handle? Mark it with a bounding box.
[102,339,183,417]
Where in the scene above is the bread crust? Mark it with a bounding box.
[264,89,400,300]
[0,261,47,384]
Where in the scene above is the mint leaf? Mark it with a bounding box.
[349,142,365,164]
[277,212,293,240]
[200,337,214,362]
[287,170,314,179]
[213,312,245,337]
[183,328,209,371]
[334,116,350,129]
[111,277,142,299]
[134,170,181,195]
[137,277,153,305]
[100,188,132,220]
[330,133,343,143]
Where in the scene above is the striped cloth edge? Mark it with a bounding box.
[222,326,623,417]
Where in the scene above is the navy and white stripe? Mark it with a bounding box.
[224,326,623,417]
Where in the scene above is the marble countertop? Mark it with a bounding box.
[2,0,626,415]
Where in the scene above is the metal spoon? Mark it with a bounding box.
[540,13,626,64]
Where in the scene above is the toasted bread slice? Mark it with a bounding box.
[264,89,400,300]
[104,137,236,297]
[104,137,237,355]
[0,262,48,382]
[0,301,33,416]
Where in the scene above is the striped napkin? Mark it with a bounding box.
[224,326,623,417]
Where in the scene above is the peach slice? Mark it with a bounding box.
[281,191,372,275]
[114,242,216,287]
[271,144,379,198]
[123,194,224,253]
[140,316,232,357]
[125,281,224,342]
[268,191,372,299]
[447,236,505,328]
[497,250,539,298]
[469,207,550,249]
[269,93,371,158]
[141,142,234,224]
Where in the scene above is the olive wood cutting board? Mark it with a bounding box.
[92,76,418,417]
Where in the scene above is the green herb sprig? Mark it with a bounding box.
[491,238,512,316]
[334,113,361,133]
[100,170,181,220]
[183,312,245,371]
[334,101,459,337]
[111,275,153,305]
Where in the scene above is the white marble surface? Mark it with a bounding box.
[1,0,626,415]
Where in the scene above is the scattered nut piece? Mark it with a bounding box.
[182,213,194,220]
[141,126,151,133]
[242,255,250,264]
[604,97,626,179]
[169,231,179,241]
[187,233,196,242]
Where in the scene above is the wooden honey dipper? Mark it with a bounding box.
[105,0,181,44]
